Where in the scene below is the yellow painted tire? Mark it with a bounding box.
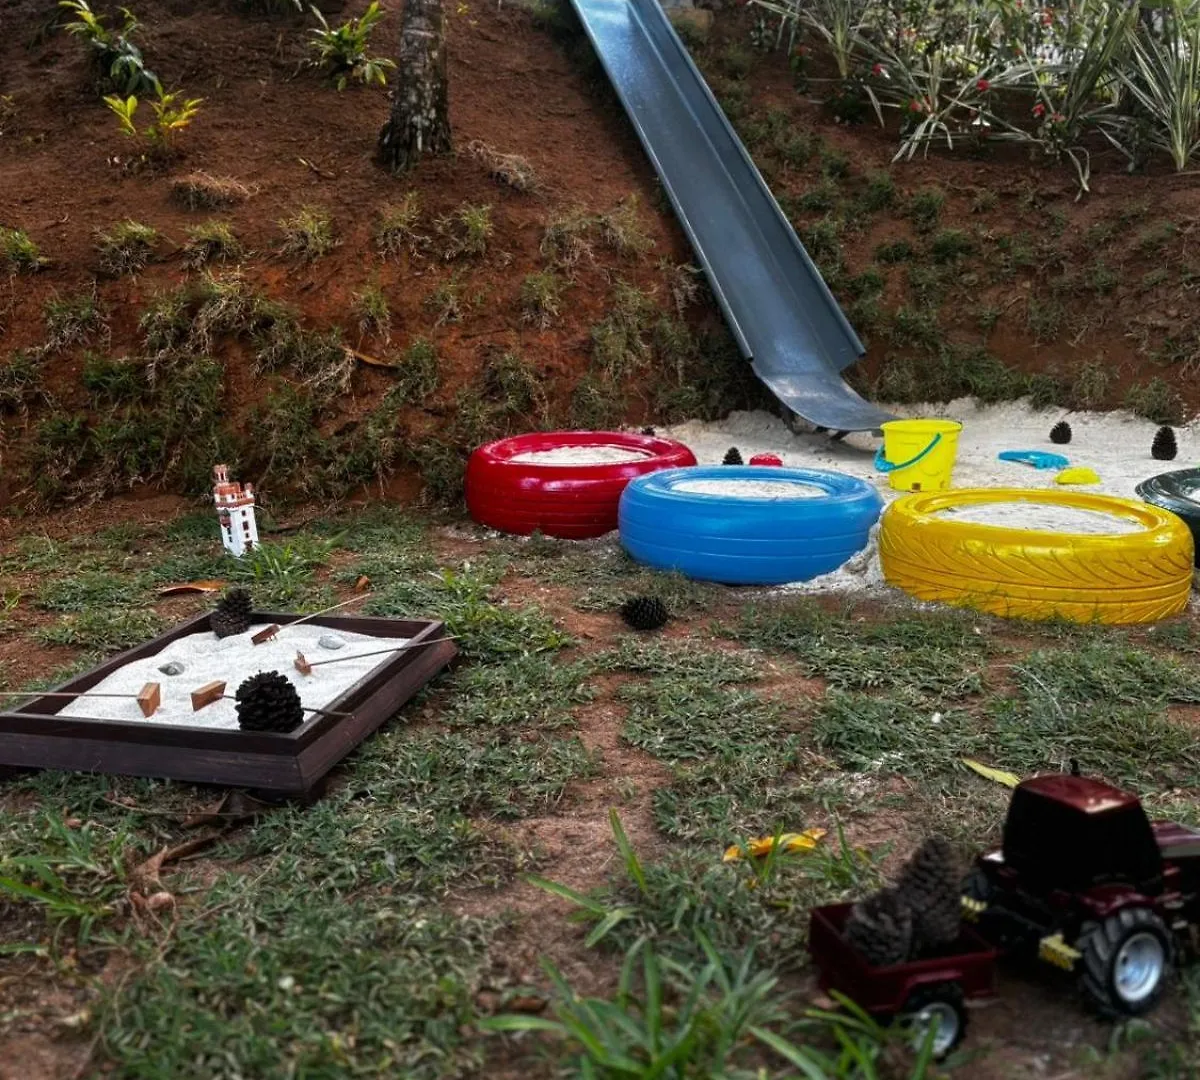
[880,488,1195,625]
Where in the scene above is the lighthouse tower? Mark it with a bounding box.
[212,464,259,558]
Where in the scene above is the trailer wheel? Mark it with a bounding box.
[900,983,967,1059]
[1079,907,1172,1017]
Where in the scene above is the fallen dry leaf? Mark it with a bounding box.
[723,828,826,863]
[129,833,219,896]
[158,580,228,596]
[145,891,175,911]
[354,575,371,592]
[182,789,275,828]
[962,758,1021,788]
[346,346,398,369]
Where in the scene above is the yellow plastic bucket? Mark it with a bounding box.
[874,419,962,492]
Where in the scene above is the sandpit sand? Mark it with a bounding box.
[937,502,1145,534]
[56,624,408,730]
[672,478,826,498]
[511,446,650,466]
[658,400,1198,596]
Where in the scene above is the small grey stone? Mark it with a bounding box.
[158,661,186,676]
[318,633,345,651]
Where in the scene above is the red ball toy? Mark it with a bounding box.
[749,453,784,467]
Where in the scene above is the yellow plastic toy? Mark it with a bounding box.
[879,488,1194,624]
[1056,466,1101,485]
[874,419,962,492]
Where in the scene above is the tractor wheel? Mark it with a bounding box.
[1078,907,1172,1017]
[899,983,967,1059]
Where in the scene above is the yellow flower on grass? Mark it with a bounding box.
[723,828,826,863]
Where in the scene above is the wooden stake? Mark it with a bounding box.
[293,636,457,675]
[137,683,162,718]
[252,594,374,646]
[191,681,227,711]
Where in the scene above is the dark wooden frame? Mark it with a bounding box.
[0,611,456,799]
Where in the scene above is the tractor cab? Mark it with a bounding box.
[1000,774,1163,895]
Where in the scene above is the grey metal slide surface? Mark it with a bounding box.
[568,0,896,431]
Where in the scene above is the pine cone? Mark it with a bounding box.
[1049,421,1072,445]
[620,595,669,632]
[235,671,305,733]
[722,447,743,465]
[894,836,962,954]
[844,887,913,968]
[211,587,253,639]
[1152,425,1178,461]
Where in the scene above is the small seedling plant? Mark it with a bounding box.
[105,86,203,161]
[60,0,159,95]
[308,1,395,89]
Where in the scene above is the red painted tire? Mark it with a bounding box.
[466,431,696,539]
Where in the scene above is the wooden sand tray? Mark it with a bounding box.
[0,610,456,801]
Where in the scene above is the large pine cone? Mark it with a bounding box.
[235,671,305,734]
[211,587,253,639]
[843,887,913,968]
[894,836,962,953]
[620,595,669,632]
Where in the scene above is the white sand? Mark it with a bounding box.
[937,502,1145,534]
[511,446,650,466]
[56,624,408,730]
[672,478,826,498]
[657,400,1198,596]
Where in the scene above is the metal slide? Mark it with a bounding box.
[568,0,896,431]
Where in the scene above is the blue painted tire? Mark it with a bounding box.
[618,466,884,585]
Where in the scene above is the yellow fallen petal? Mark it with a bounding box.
[962,757,1021,788]
[723,828,827,862]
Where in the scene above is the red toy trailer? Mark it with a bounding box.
[808,903,998,1056]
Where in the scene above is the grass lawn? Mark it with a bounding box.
[1,504,1199,1078]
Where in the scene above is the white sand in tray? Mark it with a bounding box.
[511,446,651,466]
[936,502,1145,534]
[673,478,826,498]
[57,624,408,730]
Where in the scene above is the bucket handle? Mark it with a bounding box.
[874,432,942,473]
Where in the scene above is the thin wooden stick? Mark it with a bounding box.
[214,695,351,718]
[294,635,457,675]
[252,594,374,645]
[0,685,161,718]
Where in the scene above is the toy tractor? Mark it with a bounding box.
[964,772,1200,1016]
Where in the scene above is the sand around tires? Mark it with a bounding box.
[56,624,408,730]
[672,478,827,498]
[936,502,1146,534]
[510,446,651,465]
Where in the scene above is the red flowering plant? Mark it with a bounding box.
[979,0,1138,194]
[859,18,1004,161]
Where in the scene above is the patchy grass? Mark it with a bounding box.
[0,349,45,411]
[519,269,564,328]
[3,502,1200,1077]
[181,220,244,269]
[95,220,159,276]
[43,291,104,350]
[353,281,392,341]
[540,209,594,270]
[278,205,339,261]
[598,196,654,257]
[375,194,423,258]
[0,226,48,271]
[467,140,541,193]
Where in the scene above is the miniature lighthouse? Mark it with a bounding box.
[212,464,259,558]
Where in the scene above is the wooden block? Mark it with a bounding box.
[137,682,161,718]
[294,651,313,676]
[191,681,227,711]
[251,624,280,645]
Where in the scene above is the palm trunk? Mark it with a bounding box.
[378,0,451,171]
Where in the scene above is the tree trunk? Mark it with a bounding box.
[378,0,451,171]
